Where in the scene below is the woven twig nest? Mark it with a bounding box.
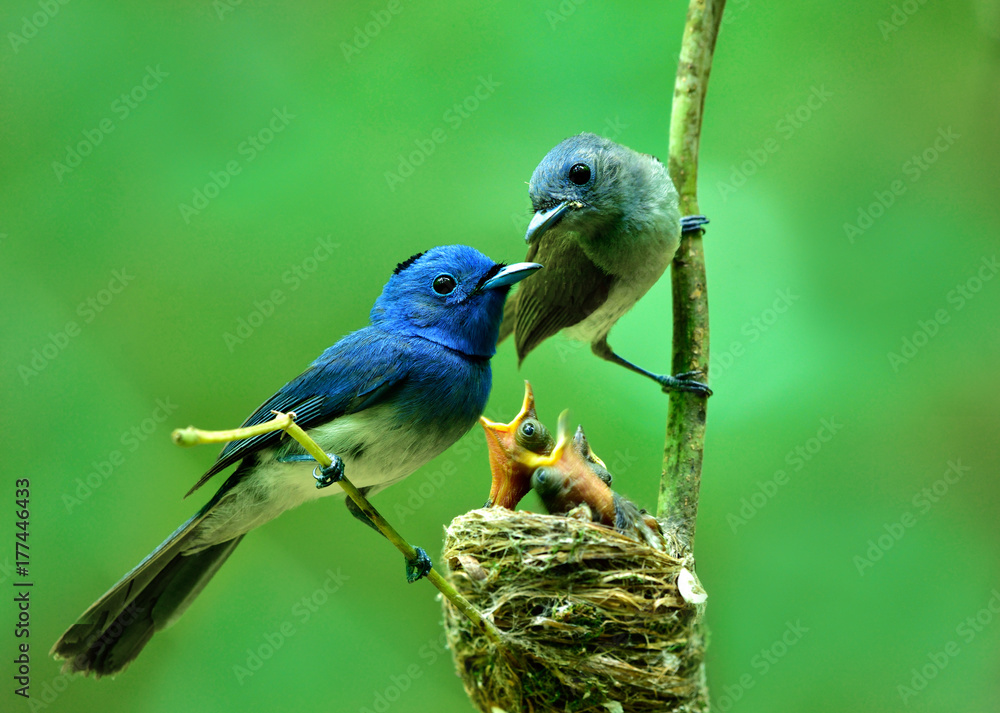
[441,507,709,713]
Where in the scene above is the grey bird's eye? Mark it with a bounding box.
[568,163,591,185]
[432,274,457,295]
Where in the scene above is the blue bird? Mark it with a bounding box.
[51,245,540,677]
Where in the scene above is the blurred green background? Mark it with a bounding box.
[2,1,999,711]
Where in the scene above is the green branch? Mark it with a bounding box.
[173,412,503,644]
[658,0,727,545]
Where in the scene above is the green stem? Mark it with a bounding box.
[279,418,504,644]
[658,0,727,546]
[172,412,503,644]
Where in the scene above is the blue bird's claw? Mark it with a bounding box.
[313,454,346,489]
[406,547,433,583]
[680,215,709,235]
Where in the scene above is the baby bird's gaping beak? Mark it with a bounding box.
[481,381,553,509]
[522,411,618,526]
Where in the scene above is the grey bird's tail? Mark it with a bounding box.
[50,508,242,678]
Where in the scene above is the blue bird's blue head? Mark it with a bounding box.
[371,245,541,358]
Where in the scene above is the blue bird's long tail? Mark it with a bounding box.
[50,507,242,677]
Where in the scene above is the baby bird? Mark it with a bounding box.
[480,381,554,509]
[522,412,665,550]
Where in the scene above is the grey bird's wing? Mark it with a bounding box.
[499,235,613,362]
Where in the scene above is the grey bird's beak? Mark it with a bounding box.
[525,201,572,244]
[482,262,543,290]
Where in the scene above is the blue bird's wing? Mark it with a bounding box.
[185,329,408,496]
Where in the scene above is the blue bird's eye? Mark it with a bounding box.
[568,163,591,185]
[432,274,457,295]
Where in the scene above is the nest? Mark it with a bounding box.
[441,507,709,713]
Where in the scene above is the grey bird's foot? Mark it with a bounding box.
[406,547,433,583]
[592,339,713,397]
[313,454,345,489]
[680,215,709,234]
[657,370,713,397]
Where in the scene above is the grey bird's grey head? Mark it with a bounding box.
[524,133,679,258]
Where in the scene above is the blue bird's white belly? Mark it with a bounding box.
[183,403,463,552]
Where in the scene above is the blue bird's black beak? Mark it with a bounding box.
[525,201,575,244]
[482,262,543,290]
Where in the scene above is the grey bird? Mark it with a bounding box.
[498,133,711,395]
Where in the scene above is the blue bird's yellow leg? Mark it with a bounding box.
[591,338,713,396]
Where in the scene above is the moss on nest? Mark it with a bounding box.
[441,507,709,713]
